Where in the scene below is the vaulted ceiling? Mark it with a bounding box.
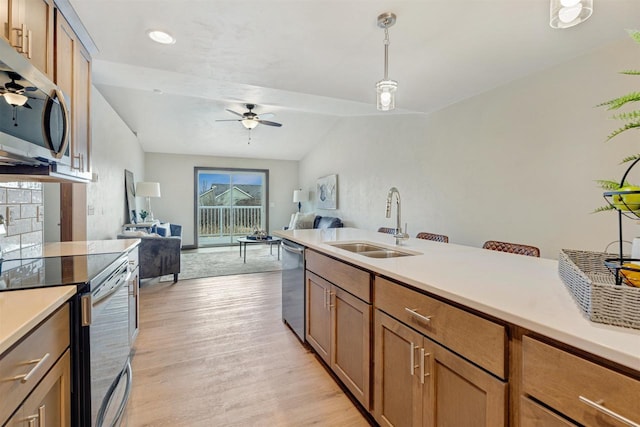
[69,0,640,160]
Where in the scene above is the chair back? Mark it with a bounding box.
[416,232,449,243]
[482,240,540,257]
[378,227,396,234]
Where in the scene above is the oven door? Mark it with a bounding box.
[87,263,132,426]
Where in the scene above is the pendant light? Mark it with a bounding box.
[376,12,397,111]
[550,0,593,29]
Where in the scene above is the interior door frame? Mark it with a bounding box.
[193,166,269,248]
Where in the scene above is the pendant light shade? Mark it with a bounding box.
[550,0,593,29]
[375,12,397,111]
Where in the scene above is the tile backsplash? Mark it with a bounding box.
[0,182,44,259]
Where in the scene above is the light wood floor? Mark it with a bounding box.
[122,272,370,426]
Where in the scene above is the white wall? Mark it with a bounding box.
[144,153,298,247]
[300,38,638,258]
[86,87,145,240]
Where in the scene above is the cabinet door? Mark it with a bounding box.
[331,285,371,409]
[9,0,53,78]
[306,272,331,364]
[6,349,71,427]
[423,336,507,427]
[73,41,91,173]
[1,0,8,42]
[374,310,423,427]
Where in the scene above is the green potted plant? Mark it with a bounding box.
[139,210,149,222]
[596,29,640,212]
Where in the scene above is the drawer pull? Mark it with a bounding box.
[579,396,640,427]
[420,347,426,384]
[405,307,432,324]
[410,342,415,375]
[13,353,50,383]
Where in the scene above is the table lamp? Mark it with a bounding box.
[136,182,161,221]
[293,189,307,213]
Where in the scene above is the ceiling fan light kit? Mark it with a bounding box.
[376,12,397,111]
[550,0,593,29]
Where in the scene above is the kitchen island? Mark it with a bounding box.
[275,227,639,427]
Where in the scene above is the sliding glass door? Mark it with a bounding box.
[195,168,269,247]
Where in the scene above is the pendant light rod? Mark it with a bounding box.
[376,12,397,112]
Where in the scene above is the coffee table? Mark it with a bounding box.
[237,237,282,263]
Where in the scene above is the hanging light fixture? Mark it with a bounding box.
[241,118,259,129]
[550,0,593,29]
[376,12,397,111]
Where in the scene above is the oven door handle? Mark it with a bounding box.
[93,270,131,307]
[282,242,304,254]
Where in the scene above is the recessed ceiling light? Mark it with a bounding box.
[147,30,176,45]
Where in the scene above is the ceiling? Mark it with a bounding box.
[68,0,640,161]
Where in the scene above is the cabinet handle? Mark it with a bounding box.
[24,414,38,427]
[405,307,432,324]
[72,153,81,170]
[12,353,50,383]
[11,24,25,52]
[328,291,335,309]
[579,396,639,427]
[419,348,425,384]
[39,404,46,427]
[26,29,32,58]
[423,351,431,384]
[410,342,415,376]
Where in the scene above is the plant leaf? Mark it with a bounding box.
[596,92,640,110]
[612,110,640,121]
[595,180,626,190]
[621,154,640,164]
[606,122,640,141]
[627,29,640,44]
[593,205,616,213]
[620,70,640,75]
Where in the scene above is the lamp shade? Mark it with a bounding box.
[136,182,161,198]
[293,189,308,203]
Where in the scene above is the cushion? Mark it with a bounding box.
[289,212,316,230]
[121,230,148,237]
[155,223,172,237]
[314,215,343,229]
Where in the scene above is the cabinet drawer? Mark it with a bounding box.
[0,304,70,425]
[522,336,640,427]
[521,396,577,426]
[375,277,506,378]
[306,250,371,302]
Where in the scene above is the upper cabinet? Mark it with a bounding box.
[55,9,91,177]
[1,0,54,79]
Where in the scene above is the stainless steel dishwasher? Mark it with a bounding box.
[281,239,305,342]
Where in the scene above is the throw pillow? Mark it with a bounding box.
[287,213,297,230]
[156,223,172,237]
[290,212,316,230]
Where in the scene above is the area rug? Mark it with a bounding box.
[160,245,283,281]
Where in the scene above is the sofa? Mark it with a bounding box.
[118,223,182,282]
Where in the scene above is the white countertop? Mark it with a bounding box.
[0,286,76,355]
[41,239,140,257]
[275,228,640,372]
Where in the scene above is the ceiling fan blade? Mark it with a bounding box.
[215,119,242,122]
[23,102,32,109]
[225,109,244,118]
[24,86,36,92]
[257,120,282,127]
[256,113,274,120]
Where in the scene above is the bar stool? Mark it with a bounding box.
[416,232,449,243]
[482,240,540,257]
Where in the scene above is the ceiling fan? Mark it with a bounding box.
[0,72,36,108]
[216,104,283,129]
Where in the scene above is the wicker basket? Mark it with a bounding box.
[558,249,640,329]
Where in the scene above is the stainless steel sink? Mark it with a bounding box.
[359,250,413,258]
[327,242,418,258]
[329,243,386,253]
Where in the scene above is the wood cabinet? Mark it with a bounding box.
[374,310,507,427]
[0,304,71,426]
[5,350,71,427]
[1,0,54,78]
[522,336,640,427]
[305,250,372,410]
[54,9,91,176]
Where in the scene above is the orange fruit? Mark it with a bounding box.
[619,263,640,287]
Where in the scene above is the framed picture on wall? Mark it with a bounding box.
[124,169,137,223]
[316,174,337,209]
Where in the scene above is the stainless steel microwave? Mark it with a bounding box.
[0,38,71,169]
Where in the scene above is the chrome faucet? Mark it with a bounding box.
[385,187,409,245]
